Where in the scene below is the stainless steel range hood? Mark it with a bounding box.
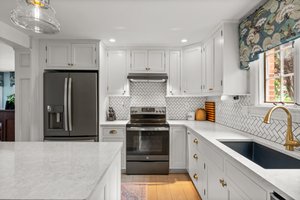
[127,73,168,83]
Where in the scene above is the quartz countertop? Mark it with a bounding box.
[0,142,122,200]
[168,120,300,200]
[100,120,129,126]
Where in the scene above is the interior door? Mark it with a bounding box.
[69,72,98,137]
[44,72,69,137]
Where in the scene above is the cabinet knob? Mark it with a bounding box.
[193,154,198,160]
[193,138,199,144]
[219,179,227,187]
[109,130,118,134]
[193,174,199,180]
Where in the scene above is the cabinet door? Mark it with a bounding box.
[170,127,186,169]
[207,162,228,200]
[46,42,71,68]
[130,50,148,71]
[213,29,223,92]
[182,47,202,94]
[148,50,165,72]
[228,184,250,200]
[107,50,127,95]
[71,44,97,69]
[203,39,215,93]
[169,51,181,95]
[103,137,126,170]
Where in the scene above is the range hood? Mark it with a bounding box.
[127,73,168,83]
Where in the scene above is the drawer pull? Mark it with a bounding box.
[209,88,213,91]
[193,154,198,160]
[219,179,227,187]
[193,174,199,180]
[109,130,118,134]
[193,138,199,144]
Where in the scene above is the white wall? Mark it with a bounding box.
[0,42,15,71]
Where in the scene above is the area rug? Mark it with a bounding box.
[121,183,147,200]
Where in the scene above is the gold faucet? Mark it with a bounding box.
[263,106,300,151]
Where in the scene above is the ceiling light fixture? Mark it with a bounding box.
[10,0,60,34]
[109,38,116,43]
[181,39,188,43]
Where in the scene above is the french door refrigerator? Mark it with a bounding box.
[44,71,98,141]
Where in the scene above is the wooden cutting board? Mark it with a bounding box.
[205,101,215,122]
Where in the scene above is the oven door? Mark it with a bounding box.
[126,127,169,161]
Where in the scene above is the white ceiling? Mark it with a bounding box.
[0,0,265,46]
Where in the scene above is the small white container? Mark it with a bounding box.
[187,112,195,121]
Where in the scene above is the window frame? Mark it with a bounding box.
[263,42,295,104]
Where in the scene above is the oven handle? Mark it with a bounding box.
[126,127,169,131]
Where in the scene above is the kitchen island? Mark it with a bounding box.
[0,142,122,200]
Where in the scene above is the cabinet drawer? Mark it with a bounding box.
[103,128,125,138]
[225,160,267,200]
[188,130,201,150]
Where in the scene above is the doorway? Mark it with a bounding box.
[0,41,15,141]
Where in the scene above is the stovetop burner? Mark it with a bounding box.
[127,107,168,127]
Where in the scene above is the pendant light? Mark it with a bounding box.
[10,0,60,34]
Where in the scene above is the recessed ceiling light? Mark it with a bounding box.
[109,38,116,43]
[181,39,188,43]
[170,27,181,31]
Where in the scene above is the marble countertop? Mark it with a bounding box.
[0,142,122,200]
[168,120,300,200]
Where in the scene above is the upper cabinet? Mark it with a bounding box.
[168,50,181,96]
[42,40,99,70]
[107,50,128,96]
[213,23,248,95]
[182,47,203,95]
[130,49,166,72]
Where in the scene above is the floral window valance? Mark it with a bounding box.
[239,0,300,69]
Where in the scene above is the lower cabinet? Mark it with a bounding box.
[187,129,267,200]
[170,126,186,169]
[101,126,126,170]
[88,152,121,200]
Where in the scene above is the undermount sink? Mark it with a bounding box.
[220,141,300,169]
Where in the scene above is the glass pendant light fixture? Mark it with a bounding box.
[10,0,60,34]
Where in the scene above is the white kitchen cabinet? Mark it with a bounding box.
[170,126,186,169]
[101,127,126,170]
[182,47,202,95]
[71,43,97,68]
[46,42,71,68]
[168,50,181,95]
[107,50,128,95]
[212,23,248,95]
[202,38,215,93]
[207,161,228,200]
[130,49,166,72]
[43,40,99,70]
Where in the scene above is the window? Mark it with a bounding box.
[264,42,295,104]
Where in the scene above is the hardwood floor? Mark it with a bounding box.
[121,173,201,200]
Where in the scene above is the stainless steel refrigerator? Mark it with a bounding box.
[44,71,98,141]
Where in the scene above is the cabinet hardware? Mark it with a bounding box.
[193,154,198,160]
[209,88,213,91]
[193,174,199,180]
[204,189,206,196]
[204,163,206,169]
[45,46,47,51]
[221,80,223,86]
[109,130,118,134]
[219,179,227,187]
[193,138,198,144]
[45,59,47,63]
[187,132,190,135]
[122,90,126,95]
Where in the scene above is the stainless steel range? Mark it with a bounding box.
[126,107,169,175]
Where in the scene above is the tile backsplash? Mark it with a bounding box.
[109,82,206,120]
[108,83,300,145]
[207,96,300,145]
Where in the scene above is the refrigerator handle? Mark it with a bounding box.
[68,77,73,131]
[64,78,68,131]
